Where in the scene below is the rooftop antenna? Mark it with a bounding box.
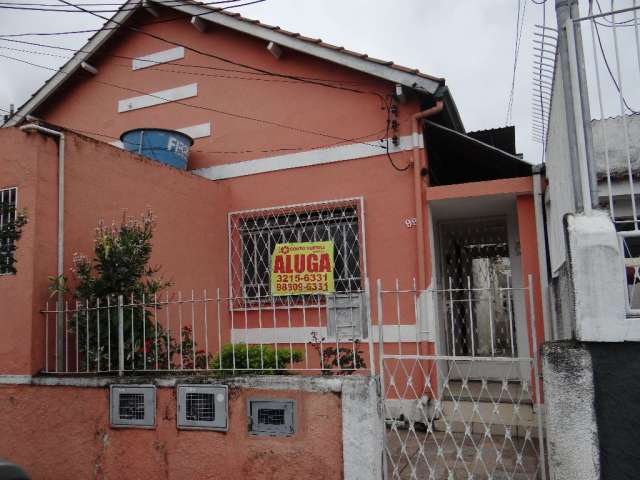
[531,24,558,158]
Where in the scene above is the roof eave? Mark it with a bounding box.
[154,0,443,95]
[2,0,141,128]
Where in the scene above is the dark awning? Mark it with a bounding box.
[424,120,533,186]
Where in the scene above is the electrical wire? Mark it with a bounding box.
[2,0,410,171]
[383,96,409,172]
[506,0,528,125]
[0,45,368,87]
[592,20,639,114]
[0,39,370,86]
[0,104,394,156]
[0,52,389,150]
[0,0,263,13]
[0,0,241,7]
[0,0,267,39]
[12,0,387,111]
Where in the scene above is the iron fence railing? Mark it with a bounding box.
[42,285,375,376]
[41,275,542,379]
[378,275,547,480]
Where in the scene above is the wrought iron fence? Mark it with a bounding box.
[377,275,547,479]
[42,286,374,376]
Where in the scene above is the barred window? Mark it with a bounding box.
[229,200,363,300]
[0,187,18,275]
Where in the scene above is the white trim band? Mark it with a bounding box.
[118,83,198,113]
[230,324,424,344]
[132,46,185,70]
[0,375,32,384]
[194,134,419,180]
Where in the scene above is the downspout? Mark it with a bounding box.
[532,165,553,341]
[19,124,65,371]
[411,100,443,291]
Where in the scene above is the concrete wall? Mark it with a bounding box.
[0,375,381,480]
[590,342,640,479]
[545,61,575,277]
[542,341,600,480]
[543,340,640,479]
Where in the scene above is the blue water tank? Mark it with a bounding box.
[120,128,194,170]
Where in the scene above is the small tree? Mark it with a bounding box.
[57,211,173,371]
[0,202,27,275]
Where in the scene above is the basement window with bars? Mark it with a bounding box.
[229,199,364,303]
[110,385,156,428]
[177,385,228,431]
[0,187,18,275]
[248,399,295,436]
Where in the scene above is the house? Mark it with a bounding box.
[0,1,548,478]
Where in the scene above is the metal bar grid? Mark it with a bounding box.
[227,197,367,309]
[377,277,547,480]
[40,286,373,375]
[0,186,18,276]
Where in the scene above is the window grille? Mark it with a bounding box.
[110,385,155,428]
[186,393,215,422]
[119,393,145,420]
[229,199,365,303]
[0,187,18,275]
[177,385,228,430]
[258,408,285,425]
[248,399,295,436]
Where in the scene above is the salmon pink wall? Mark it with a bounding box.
[516,194,545,352]
[0,383,343,480]
[0,128,230,374]
[0,129,57,374]
[38,11,420,171]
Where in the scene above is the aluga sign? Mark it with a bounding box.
[271,242,334,295]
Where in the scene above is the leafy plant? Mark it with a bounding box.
[180,325,212,370]
[53,211,174,371]
[310,331,366,375]
[0,202,27,275]
[210,343,303,375]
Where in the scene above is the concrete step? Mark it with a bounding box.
[433,400,540,439]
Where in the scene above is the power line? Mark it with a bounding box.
[0,0,239,6]
[39,0,386,106]
[0,0,263,13]
[0,45,366,87]
[506,0,528,125]
[0,52,389,150]
[0,0,267,39]
[0,104,393,156]
[3,0,410,171]
[592,20,639,114]
[0,38,369,86]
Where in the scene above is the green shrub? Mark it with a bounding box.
[0,202,27,275]
[51,211,174,371]
[210,343,303,375]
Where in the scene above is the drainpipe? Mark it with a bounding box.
[411,100,443,291]
[532,165,553,341]
[19,124,65,371]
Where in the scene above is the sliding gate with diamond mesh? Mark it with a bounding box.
[377,277,547,480]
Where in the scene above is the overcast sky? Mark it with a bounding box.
[0,1,560,163]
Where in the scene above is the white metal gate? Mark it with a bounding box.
[377,276,547,480]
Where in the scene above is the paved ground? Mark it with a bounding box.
[385,428,543,480]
